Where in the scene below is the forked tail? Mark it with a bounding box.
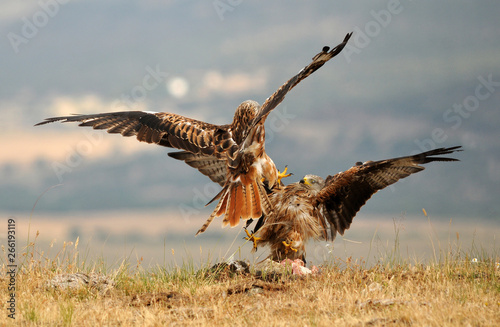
[195,178,272,235]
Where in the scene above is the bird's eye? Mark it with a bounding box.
[311,180,316,184]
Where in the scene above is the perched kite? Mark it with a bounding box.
[171,146,462,262]
[35,32,353,233]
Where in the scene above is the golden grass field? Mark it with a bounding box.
[1,211,499,326]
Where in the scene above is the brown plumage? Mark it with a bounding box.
[170,146,462,261]
[254,146,462,261]
[35,32,353,235]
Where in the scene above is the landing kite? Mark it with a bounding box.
[35,32,353,232]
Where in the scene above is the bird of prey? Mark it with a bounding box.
[171,146,462,262]
[35,32,353,234]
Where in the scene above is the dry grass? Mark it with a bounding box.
[1,230,499,326]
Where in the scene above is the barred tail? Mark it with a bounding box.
[221,178,271,227]
[196,178,272,235]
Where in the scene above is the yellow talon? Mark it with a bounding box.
[277,166,293,185]
[244,229,261,250]
[282,241,298,254]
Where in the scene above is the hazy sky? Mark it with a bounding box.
[1,1,499,222]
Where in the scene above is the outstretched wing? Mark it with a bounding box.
[168,151,227,187]
[245,32,353,135]
[35,111,231,156]
[314,146,462,240]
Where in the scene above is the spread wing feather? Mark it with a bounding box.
[167,151,227,187]
[245,32,353,137]
[315,146,462,241]
[35,111,227,156]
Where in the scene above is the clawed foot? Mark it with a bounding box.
[282,240,298,254]
[260,166,292,188]
[277,166,293,185]
[244,228,261,251]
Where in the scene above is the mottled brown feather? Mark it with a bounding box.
[252,146,462,261]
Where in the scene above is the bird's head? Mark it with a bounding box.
[231,100,261,143]
[299,174,325,191]
[233,100,260,124]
